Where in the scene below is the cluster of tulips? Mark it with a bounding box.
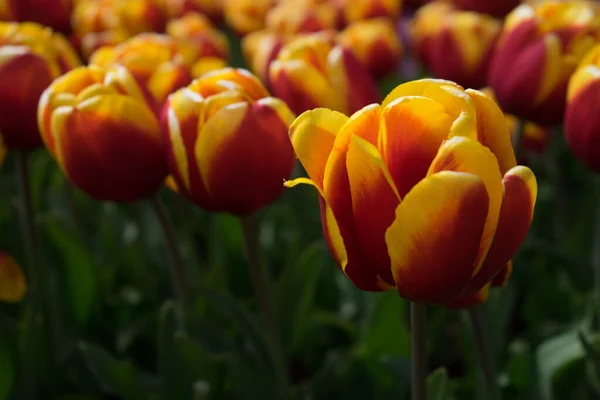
[3,0,600,398]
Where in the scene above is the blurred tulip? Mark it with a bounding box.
[450,0,521,18]
[265,0,339,35]
[488,1,600,126]
[270,32,379,115]
[242,30,286,85]
[0,22,80,150]
[71,0,166,57]
[90,33,227,106]
[0,252,26,303]
[162,68,296,214]
[0,0,73,33]
[412,3,500,89]
[338,18,403,79]
[37,65,168,202]
[223,0,276,35]
[155,0,223,21]
[565,43,600,171]
[285,79,537,307]
[166,13,229,60]
[338,0,401,24]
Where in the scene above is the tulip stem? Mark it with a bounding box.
[512,119,525,160]
[411,302,427,400]
[240,215,289,389]
[150,196,189,328]
[468,307,500,400]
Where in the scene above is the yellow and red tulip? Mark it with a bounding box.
[565,43,600,171]
[449,0,521,18]
[242,30,286,86]
[37,65,168,202]
[0,252,26,303]
[162,68,296,215]
[338,17,403,79]
[488,1,600,126]
[338,0,401,25]
[89,33,227,107]
[269,32,379,116]
[0,22,80,150]
[0,0,73,33]
[166,13,229,61]
[412,3,500,89]
[265,0,339,36]
[155,0,223,21]
[285,79,537,307]
[223,0,276,35]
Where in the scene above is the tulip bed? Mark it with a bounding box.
[0,0,599,399]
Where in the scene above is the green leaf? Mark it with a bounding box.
[427,368,449,400]
[506,339,534,391]
[79,342,145,400]
[174,334,221,389]
[45,221,96,325]
[0,329,15,400]
[158,301,191,400]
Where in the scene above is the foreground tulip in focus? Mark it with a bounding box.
[0,22,80,149]
[488,0,600,126]
[286,79,537,307]
[37,65,168,202]
[162,68,296,215]
[270,32,379,116]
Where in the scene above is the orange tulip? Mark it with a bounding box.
[338,0,401,25]
[166,12,229,61]
[0,253,26,303]
[285,79,537,307]
[162,68,296,214]
[412,2,500,89]
[37,65,168,202]
[223,0,276,35]
[270,32,379,116]
[0,0,73,33]
[488,1,600,126]
[90,33,227,107]
[565,43,600,171]
[265,0,339,36]
[0,22,80,150]
[450,0,521,18]
[338,18,403,79]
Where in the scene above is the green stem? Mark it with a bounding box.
[16,151,51,398]
[512,119,525,161]
[468,307,500,400]
[150,196,189,328]
[240,215,288,388]
[411,302,427,400]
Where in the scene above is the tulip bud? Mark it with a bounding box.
[0,22,80,149]
[0,0,73,34]
[269,32,379,115]
[338,18,403,79]
[37,65,168,202]
[265,0,338,36]
[162,68,296,215]
[285,79,537,307]
[565,43,600,171]
[412,3,500,89]
[338,0,400,25]
[242,30,286,86]
[488,1,600,126]
[451,0,521,18]
[223,0,276,35]
[166,12,229,61]
[0,253,26,303]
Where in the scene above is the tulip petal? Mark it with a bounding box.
[386,171,489,304]
[422,84,478,139]
[381,78,460,108]
[464,166,536,294]
[289,108,348,188]
[379,95,453,197]
[448,284,490,309]
[492,261,513,287]
[346,135,400,284]
[466,89,517,174]
[428,136,503,273]
[0,253,26,303]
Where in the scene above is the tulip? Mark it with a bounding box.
[166,13,229,61]
[0,22,80,150]
[162,68,296,215]
[285,79,537,307]
[90,33,227,106]
[450,0,521,18]
[269,32,379,116]
[242,30,286,85]
[155,0,223,21]
[0,252,27,303]
[37,64,168,202]
[488,1,600,126]
[338,18,403,79]
[565,43,600,171]
[338,0,401,25]
[412,3,500,89]
[265,0,339,36]
[223,0,276,35]
[0,0,73,33]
